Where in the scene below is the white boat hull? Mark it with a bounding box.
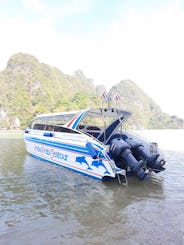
[24,133,116,180]
[24,107,166,182]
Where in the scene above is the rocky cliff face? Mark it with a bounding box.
[0,53,98,128]
[109,80,184,129]
[0,53,183,129]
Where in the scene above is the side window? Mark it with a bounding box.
[33,123,45,130]
[45,125,54,131]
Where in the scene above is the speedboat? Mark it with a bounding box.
[24,107,166,184]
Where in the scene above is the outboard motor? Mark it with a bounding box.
[125,138,165,173]
[110,138,148,180]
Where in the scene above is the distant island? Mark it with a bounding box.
[0,53,183,129]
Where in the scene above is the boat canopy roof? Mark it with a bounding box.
[33,108,131,128]
[81,108,131,118]
[34,110,79,124]
[29,108,132,144]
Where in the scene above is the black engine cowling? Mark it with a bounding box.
[110,137,165,180]
[125,138,165,173]
[110,138,148,180]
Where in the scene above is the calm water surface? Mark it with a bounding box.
[0,131,184,245]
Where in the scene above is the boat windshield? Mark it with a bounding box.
[77,108,131,144]
[28,108,131,143]
[78,108,130,127]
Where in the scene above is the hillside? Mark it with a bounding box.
[0,53,99,128]
[0,53,183,129]
[109,80,184,129]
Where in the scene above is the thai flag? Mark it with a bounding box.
[101,91,108,100]
[115,93,121,101]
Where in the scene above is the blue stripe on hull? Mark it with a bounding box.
[25,135,105,159]
[25,136,91,155]
[29,152,102,180]
[24,137,113,180]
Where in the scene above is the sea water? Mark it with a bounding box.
[0,130,184,245]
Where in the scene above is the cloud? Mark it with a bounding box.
[91,0,184,117]
[21,0,96,22]
[21,0,45,13]
[0,0,184,117]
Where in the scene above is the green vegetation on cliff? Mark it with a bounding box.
[109,80,184,129]
[0,53,183,129]
[0,53,100,128]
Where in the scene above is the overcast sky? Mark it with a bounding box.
[1,0,184,118]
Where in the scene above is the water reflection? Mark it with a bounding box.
[0,134,184,245]
[23,155,165,226]
[0,138,26,175]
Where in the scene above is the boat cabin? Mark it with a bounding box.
[28,108,131,145]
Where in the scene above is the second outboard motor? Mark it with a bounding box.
[110,138,148,180]
[125,138,165,173]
